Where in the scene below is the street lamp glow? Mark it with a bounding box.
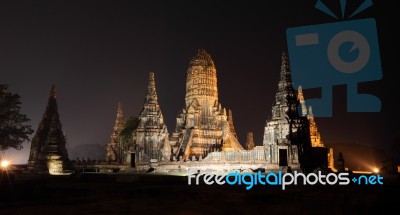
[1,160,10,168]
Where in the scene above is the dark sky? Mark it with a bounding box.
[2,0,399,165]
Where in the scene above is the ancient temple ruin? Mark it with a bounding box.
[169,49,243,160]
[27,85,72,175]
[132,72,170,165]
[298,86,324,148]
[228,110,238,140]
[298,86,335,171]
[245,132,255,150]
[99,49,335,174]
[105,102,124,163]
[262,52,311,169]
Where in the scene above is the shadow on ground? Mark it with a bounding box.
[1,172,399,215]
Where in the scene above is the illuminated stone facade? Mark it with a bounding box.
[169,49,243,160]
[246,132,255,150]
[228,110,238,140]
[105,102,124,163]
[298,86,335,171]
[133,72,171,164]
[262,52,310,168]
[103,49,335,173]
[27,85,72,174]
[298,86,324,148]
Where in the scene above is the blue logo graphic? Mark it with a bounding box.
[352,174,383,185]
[188,169,384,190]
[286,0,382,117]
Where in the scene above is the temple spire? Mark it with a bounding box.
[145,72,158,103]
[27,85,71,174]
[274,51,296,106]
[105,102,125,163]
[185,48,218,108]
[170,48,243,160]
[246,132,255,150]
[280,51,292,83]
[298,86,308,116]
[308,106,313,117]
[228,109,238,139]
[116,102,123,126]
[50,84,57,99]
[113,102,124,137]
[263,50,308,167]
[134,72,170,164]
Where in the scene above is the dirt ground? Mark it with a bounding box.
[1,172,399,215]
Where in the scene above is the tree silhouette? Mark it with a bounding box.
[119,116,140,149]
[0,85,34,151]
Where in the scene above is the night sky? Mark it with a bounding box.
[1,0,399,167]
